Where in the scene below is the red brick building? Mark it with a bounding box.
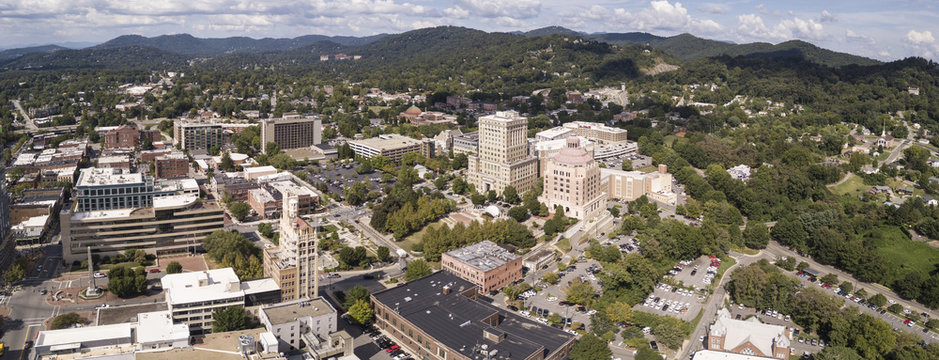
[154,154,190,179]
[441,240,522,294]
[103,125,140,149]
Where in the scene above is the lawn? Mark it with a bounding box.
[399,220,448,253]
[828,173,869,196]
[867,226,939,283]
[664,135,680,147]
[556,237,571,252]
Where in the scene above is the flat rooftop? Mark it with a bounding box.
[692,350,771,360]
[443,240,519,272]
[536,127,573,139]
[262,297,335,324]
[76,167,144,187]
[372,272,573,360]
[161,268,244,305]
[137,310,190,345]
[36,322,133,348]
[480,111,525,123]
[350,134,422,151]
[563,120,627,133]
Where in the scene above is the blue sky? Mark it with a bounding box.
[1,0,937,61]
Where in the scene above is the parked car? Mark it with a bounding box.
[93,272,106,278]
[148,268,161,273]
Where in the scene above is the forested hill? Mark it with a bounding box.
[520,26,879,67]
[0,45,68,61]
[0,46,187,71]
[91,33,388,56]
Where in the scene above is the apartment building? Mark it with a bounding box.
[162,268,246,334]
[73,168,159,212]
[452,132,479,155]
[467,111,539,194]
[260,115,322,153]
[174,122,224,151]
[259,298,337,352]
[441,240,522,294]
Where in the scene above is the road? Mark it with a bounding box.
[676,251,763,360]
[10,100,36,131]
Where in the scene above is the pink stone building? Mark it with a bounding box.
[539,137,606,220]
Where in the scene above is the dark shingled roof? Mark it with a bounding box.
[373,271,573,360]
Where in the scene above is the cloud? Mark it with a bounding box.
[454,0,541,19]
[906,30,935,44]
[736,14,774,40]
[755,4,780,16]
[569,1,722,35]
[443,6,469,19]
[775,17,825,40]
[819,10,836,23]
[845,29,875,45]
[697,3,728,15]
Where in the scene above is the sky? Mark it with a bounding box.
[1,0,937,61]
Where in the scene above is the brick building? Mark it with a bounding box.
[441,240,522,294]
[371,271,575,360]
[154,154,190,179]
[706,308,791,359]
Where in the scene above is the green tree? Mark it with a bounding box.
[3,263,25,283]
[606,301,634,323]
[542,271,560,284]
[888,304,904,313]
[508,206,530,222]
[609,206,620,218]
[228,201,251,221]
[813,346,863,360]
[743,222,770,249]
[107,265,148,298]
[634,345,661,360]
[796,261,810,272]
[348,299,374,324]
[344,285,371,309]
[503,185,519,204]
[404,259,432,281]
[51,313,84,330]
[376,246,391,262]
[569,333,611,360]
[621,159,633,171]
[345,181,369,206]
[220,152,236,171]
[565,278,595,306]
[471,193,485,206]
[212,305,249,332]
[166,261,182,274]
[821,273,839,285]
[840,281,854,294]
[486,190,498,203]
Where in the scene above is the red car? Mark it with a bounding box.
[386,345,400,353]
[148,268,161,273]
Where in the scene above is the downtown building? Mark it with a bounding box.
[161,268,281,334]
[467,111,539,195]
[600,164,676,205]
[539,137,606,220]
[263,196,320,302]
[348,134,429,163]
[59,168,224,262]
[260,114,323,153]
[441,240,522,294]
[371,271,576,360]
[173,121,224,151]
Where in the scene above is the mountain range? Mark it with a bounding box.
[0,26,881,70]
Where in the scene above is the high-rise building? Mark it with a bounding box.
[539,137,606,220]
[174,122,224,151]
[260,115,323,153]
[263,195,319,301]
[467,111,539,194]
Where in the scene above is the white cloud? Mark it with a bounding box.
[755,4,780,16]
[845,29,875,45]
[697,3,728,15]
[906,30,935,44]
[774,17,825,40]
[569,1,721,35]
[736,14,774,40]
[443,6,469,19]
[819,10,836,23]
[455,0,541,19]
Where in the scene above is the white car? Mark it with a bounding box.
[93,272,106,278]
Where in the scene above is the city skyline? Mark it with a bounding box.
[1,1,937,62]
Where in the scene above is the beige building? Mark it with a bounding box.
[59,194,225,263]
[260,115,322,153]
[539,137,606,220]
[562,121,628,144]
[348,134,424,163]
[600,164,676,205]
[173,122,223,151]
[263,196,319,302]
[441,240,522,294]
[467,111,539,194]
[534,136,595,177]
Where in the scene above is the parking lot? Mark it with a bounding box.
[598,153,651,170]
[511,258,603,332]
[633,256,718,322]
[306,162,384,197]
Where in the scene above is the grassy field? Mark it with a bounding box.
[664,135,680,147]
[399,220,447,252]
[868,226,939,283]
[885,178,925,197]
[556,237,571,252]
[828,174,869,196]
